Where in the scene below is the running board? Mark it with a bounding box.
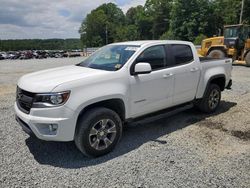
[127,103,194,125]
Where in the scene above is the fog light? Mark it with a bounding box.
[49,124,58,132]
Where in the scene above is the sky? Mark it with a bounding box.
[0,0,146,40]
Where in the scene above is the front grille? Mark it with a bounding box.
[16,87,35,114]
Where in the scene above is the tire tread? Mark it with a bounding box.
[74,107,122,157]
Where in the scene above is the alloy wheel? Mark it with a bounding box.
[208,89,220,109]
[89,119,117,151]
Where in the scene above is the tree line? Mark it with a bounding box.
[0,39,82,51]
[80,0,250,47]
[1,0,249,51]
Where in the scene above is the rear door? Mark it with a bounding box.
[168,44,201,105]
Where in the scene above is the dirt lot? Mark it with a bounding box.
[0,58,250,187]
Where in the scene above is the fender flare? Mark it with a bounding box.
[202,74,226,98]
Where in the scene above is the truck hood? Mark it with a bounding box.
[18,65,108,93]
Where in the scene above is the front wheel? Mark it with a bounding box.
[196,84,221,113]
[75,107,122,157]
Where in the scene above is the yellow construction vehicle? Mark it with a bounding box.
[198,24,250,66]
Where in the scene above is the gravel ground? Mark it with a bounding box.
[0,58,250,187]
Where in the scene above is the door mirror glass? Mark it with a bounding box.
[134,62,152,75]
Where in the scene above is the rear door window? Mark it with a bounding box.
[171,44,194,65]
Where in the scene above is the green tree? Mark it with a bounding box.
[213,0,242,26]
[160,30,176,40]
[144,0,173,39]
[194,34,207,45]
[115,25,140,41]
[79,3,125,47]
[209,0,250,35]
[0,39,82,51]
[78,0,250,47]
[126,5,153,40]
[83,9,108,47]
[169,0,213,41]
[239,0,250,24]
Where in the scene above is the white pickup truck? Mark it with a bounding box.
[15,40,232,157]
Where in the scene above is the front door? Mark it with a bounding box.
[129,45,174,118]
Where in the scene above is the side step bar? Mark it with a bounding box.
[127,103,194,125]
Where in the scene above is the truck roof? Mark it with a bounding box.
[111,40,193,47]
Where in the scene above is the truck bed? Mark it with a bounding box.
[195,56,232,99]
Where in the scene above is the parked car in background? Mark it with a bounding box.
[0,54,4,60]
[0,48,100,60]
[0,52,7,59]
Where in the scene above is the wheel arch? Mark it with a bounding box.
[203,74,226,98]
[76,98,126,126]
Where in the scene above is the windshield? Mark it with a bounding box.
[224,27,239,38]
[77,45,140,71]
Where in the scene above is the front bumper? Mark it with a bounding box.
[15,115,34,136]
[14,102,77,141]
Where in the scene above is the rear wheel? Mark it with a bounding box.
[196,84,221,113]
[208,49,226,59]
[245,52,250,67]
[75,107,122,157]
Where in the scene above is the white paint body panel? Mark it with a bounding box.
[129,68,174,117]
[15,40,232,141]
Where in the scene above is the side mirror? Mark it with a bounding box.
[133,62,152,75]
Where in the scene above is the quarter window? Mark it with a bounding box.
[136,45,166,70]
[171,44,194,65]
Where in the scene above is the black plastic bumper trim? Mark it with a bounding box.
[15,115,34,136]
[226,79,232,89]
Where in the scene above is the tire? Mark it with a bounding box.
[245,52,250,67]
[75,107,122,157]
[208,49,226,59]
[196,84,221,113]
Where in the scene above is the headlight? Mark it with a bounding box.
[32,91,70,108]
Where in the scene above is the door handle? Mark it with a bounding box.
[190,67,199,72]
[163,73,173,78]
